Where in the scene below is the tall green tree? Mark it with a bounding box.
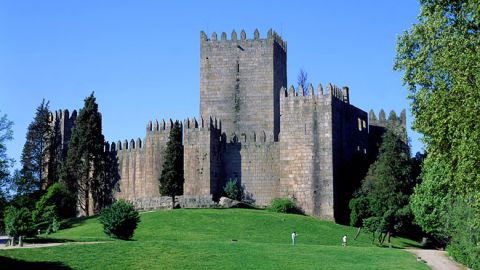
[18,100,51,194]
[159,121,184,209]
[0,112,14,194]
[62,93,105,216]
[349,127,413,244]
[0,112,14,232]
[395,0,480,200]
[394,1,479,267]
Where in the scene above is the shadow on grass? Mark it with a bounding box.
[0,256,72,270]
[62,215,99,229]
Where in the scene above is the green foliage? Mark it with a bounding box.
[32,183,75,232]
[99,200,140,240]
[223,178,243,201]
[395,0,479,266]
[62,92,107,216]
[4,206,34,237]
[269,198,297,214]
[0,112,14,198]
[349,196,372,227]
[349,128,413,242]
[18,100,51,195]
[159,121,183,208]
[446,197,480,269]
[410,156,451,243]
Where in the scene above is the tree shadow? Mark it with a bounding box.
[0,256,72,270]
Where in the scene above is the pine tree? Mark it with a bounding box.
[350,126,413,244]
[18,100,51,194]
[159,121,184,209]
[62,93,105,216]
[0,112,14,196]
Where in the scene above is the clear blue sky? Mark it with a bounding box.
[0,0,423,171]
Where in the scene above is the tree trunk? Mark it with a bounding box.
[378,232,383,244]
[354,227,361,240]
[171,195,175,210]
[381,232,389,245]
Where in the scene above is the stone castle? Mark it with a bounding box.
[51,29,405,222]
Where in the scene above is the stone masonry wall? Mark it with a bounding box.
[222,132,280,206]
[199,29,286,140]
[114,119,176,201]
[183,117,222,199]
[279,84,342,219]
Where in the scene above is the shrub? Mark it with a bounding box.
[32,183,75,234]
[34,183,75,220]
[223,178,244,201]
[99,200,140,240]
[269,198,297,214]
[4,206,34,237]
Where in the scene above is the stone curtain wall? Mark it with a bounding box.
[183,117,222,199]
[222,133,280,206]
[199,29,287,140]
[278,84,346,219]
[114,119,175,201]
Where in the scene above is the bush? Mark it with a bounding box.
[4,206,34,237]
[34,183,75,220]
[269,198,298,214]
[32,183,75,234]
[223,178,244,201]
[99,200,140,240]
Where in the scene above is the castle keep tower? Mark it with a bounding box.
[199,29,287,140]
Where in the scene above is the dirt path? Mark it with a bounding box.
[406,249,467,270]
[0,241,106,250]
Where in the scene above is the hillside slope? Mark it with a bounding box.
[0,209,428,269]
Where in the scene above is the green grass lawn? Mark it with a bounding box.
[0,209,428,269]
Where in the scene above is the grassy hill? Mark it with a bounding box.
[0,209,428,269]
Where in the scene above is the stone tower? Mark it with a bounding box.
[199,29,287,141]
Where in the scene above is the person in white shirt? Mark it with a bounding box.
[291,231,297,245]
[342,235,347,247]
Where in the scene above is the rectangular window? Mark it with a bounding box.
[358,118,362,131]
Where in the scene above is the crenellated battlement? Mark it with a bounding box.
[200,28,287,52]
[146,118,178,132]
[115,137,144,152]
[183,116,221,131]
[49,109,78,123]
[368,109,406,128]
[281,83,350,104]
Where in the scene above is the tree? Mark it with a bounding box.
[297,69,309,96]
[349,127,413,244]
[394,1,479,266]
[0,112,14,195]
[0,112,14,232]
[18,100,51,195]
[4,206,34,238]
[62,93,106,216]
[159,121,183,209]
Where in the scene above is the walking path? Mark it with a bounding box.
[0,241,106,250]
[406,249,467,270]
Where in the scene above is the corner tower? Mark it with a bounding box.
[199,29,287,140]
